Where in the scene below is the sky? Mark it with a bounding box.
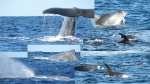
[28,45,80,52]
[0,0,94,16]
[0,52,27,58]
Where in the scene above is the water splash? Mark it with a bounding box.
[35,75,74,81]
[38,35,83,43]
[0,57,34,78]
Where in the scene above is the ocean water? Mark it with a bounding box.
[76,0,150,84]
[0,52,80,84]
[82,0,150,51]
[75,51,150,84]
[0,0,150,84]
[0,16,92,51]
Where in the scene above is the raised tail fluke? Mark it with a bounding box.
[43,7,94,18]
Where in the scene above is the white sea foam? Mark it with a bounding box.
[38,35,83,43]
[35,75,74,81]
[81,50,146,56]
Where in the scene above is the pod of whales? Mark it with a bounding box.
[104,64,129,78]
[75,65,101,71]
[95,10,127,28]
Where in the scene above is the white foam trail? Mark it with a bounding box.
[0,57,34,78]
[0,37,29,41]
[81,50,146,56]
[86,39,103,44]
[32,56,49,60]
[38,35,82,43]
[35,75,74,81]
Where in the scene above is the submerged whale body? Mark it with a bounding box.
[75,65,101,71]
[43,7,94,37]
[95,10,127,28]
[104,64,129,78]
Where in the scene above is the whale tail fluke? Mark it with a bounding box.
[43,7,94,18]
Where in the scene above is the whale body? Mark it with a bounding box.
[95,10,127,28]
[104,64,129,78]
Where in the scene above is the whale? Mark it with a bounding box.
[48,49,79,61]
[104,64,129,78]
[58,17,77,36]
[75,65,101,71]
[95,10,127,28]
[32,49,79,61]
[43,7,94,37]
[43,7,94,18]
[119,33,134,45]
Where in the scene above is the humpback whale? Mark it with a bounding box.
[95,10,127,28]
[75,65,101,71]
[43,7,94,37]
[119,33,133,45]
[104,64,129,78]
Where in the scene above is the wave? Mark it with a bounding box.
[38,35,83,43]
[81,50,146,56]
[35,75,74,81]
[0,37,29,41]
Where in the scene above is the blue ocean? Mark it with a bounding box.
[75,51,150,84]
[0,52,80,84]
[0,0,150,84]
[77,0,150,84]
[0,16,92,51]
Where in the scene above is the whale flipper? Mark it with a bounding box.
[43,7,94,18]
